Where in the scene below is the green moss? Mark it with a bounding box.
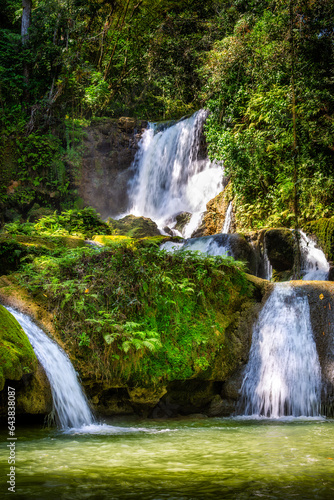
[17,242,254,387]
[0,305,37,390]
[107,215,161,238]
[0,234,86,275]
[92,235,134,247]
[306,218,334,261]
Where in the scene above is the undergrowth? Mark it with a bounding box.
[17,243,253,386]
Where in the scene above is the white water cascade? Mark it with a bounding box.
[160,234,232,258]
[263,245,273,281]
[240,284,321,418]
[127,110,224,235]
[6,307,94,429]
[222,202,233,234]
[299,230,329,281]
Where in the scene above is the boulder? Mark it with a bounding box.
[174,211,191,233]
[265,228,295,271]
[107,214,161,238]
[0,305,37,391]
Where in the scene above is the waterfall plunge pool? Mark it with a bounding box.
[1,417,333,499]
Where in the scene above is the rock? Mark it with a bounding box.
[163,226,173,236]
[107,214,161,238]
[207,395,236,417]
[293,281,334,416]
[193,180,233,237]
[174,212,191,233]
[127,385,167,416]
[16,364,52,415]
[222,368,245,400]
[265,228,295,271]
[306,217,334,262]
[75,118,145,219]
[0,305,37,391]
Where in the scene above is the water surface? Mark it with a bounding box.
[1,417,333,499]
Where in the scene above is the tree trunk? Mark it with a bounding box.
[22,0,32,45]
[22,0,32,111]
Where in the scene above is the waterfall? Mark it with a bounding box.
[6,307,94,429]
[222,202,233,234]
[160,234,232,258]
[263,245,273,281]
[239,284,321,418]
[299,230,329,280]
[127,110,224,235]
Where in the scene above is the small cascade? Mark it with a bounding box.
[239,284,321,418]
[263,245,273,281]
[127,110,224,235]
[160,234,232,258]
[299,230,329,281]
[6,307,94,429]
[222,202,233,234]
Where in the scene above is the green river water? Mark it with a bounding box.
[1,417,333,499]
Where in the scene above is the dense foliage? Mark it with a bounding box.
[1,0,334,230]
[202,0,334,228]
[15,233,251,385]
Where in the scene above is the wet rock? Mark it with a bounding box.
[193,180,233,237]
[207,395,236,417]
[127,385,167,416]
[75,118,146,219]
[0,305,37,391]
[163,226,173,236]
[174,212,191,233]
[292,281,334,417]
[16,364,52,415]
[265,228,295,271]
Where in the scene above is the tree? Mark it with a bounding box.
[21,0,32,44]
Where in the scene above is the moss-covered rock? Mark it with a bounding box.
[306,218,334,262]
[16,364,52,415]
[0,233,86,275]
[0,305,37,390]
[107,214,161,238]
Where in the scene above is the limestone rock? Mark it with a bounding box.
[193,180,233,237]
[75,118,146,219]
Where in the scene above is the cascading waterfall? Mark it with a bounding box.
[127,110,224,235]
[239,284,321,418]
[299,230,329,280]
[222,202,233,234]
[160,234,232,258]
[6,307,94,429]
[263,245,273,281]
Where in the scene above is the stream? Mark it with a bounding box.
[1,417,333,499]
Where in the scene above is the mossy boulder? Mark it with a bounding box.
[0,233,86,275]
[0,305,37,390]
[92,234,134,248]
[107,215,161,238]
[265,228,295,272]
[306,218,334,262]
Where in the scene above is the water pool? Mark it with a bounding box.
[1,416,333,499]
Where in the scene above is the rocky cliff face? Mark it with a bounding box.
[74,117,147,219]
